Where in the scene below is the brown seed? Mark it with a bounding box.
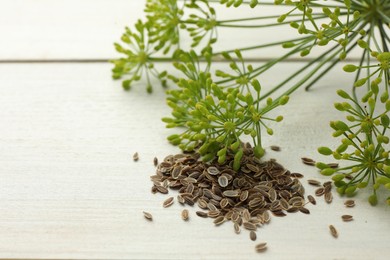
[329,225,338,238]
[290,172,304,178]
[177,195,185,205]
[307,195,316,205]
[223,190,240,198]
[324,192,333,204]
[218,175,229,188]
[255,242,267,252]
[315,187,325,196]
[171,166,182,179]
[163,197,174,208]
[207,166,220,175]
[301,157,315,166]
[327,163,339,169]
[196,211,208,218]
[213,216,226,225]
[344,199,355,208]
[153,157,158,166]
[181,209,189,221]
[133,152,139,161]
[250,231,257,241]
[342,215,353,222]
[156,185,169,194]
[299,207,310,214]
[307,179,321,186]
[242,209,251,222]
[243,222,257,231]
[234,223,240,234]
[143,211,153,221]
[270,145,281,151]
[240,190,249,202]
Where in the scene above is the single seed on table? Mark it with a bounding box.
[153,157,158,166]
[307,195,316,205]
[218,175,229,187]
[133,152,139,161]
[234,223,240,234]
[344,199,355,207]
[250,231,257,241]
[307,179,321,186]
[324,192,333,204]
[181,209,189,221]
[329,225,338,238]
[342,215,353,222]
[299,207,310,214]
[163,197,174,208]
[301,157,315,166]
[143,211,153,221]
[270,145,281,151]
[196,211,208,218]
[315,187,325,196]
[255,242,267,252]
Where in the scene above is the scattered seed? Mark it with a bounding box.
[329,225,338,238]
[327,163,339,169]
[307,195,316,205]
[255,242,267,252]
[156,185,169,194]
[214,216,226,226]
[243,222,257,231]
[250,231,257,241]
[218,175,229,188]
[270,145,281,151]
[324,192,333,204]
[342,215,353,222]
[315,187,325,196]
[163,197,174,208]
[344,199,355,208]
[196,211,208,218]
[307,179,321,187]
[153,157,158,166]
[133,152,139,161]
[234,223,240,234]
[181,209,189,221]
[301,157,315,166]
[299,207,310,214]
[143,211,153,221]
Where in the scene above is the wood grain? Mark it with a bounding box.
[0,63,389,259]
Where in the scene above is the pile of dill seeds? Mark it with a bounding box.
[149,143,310,250]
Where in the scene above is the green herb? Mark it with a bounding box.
[112,0,389,205]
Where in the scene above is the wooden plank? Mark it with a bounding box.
[0,62,389,259]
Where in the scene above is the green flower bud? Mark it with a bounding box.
[275,115,284,122]
[334,120,349,131]
[249,0,259,8]
[300,49,310,57]
[384,165,390,175]
[279,95,289,105]
[345,185,357,196]
[337,89,352,99]
[336,143,348,153]
[233,148,244,171]
[218,154,226,164]
[267,128,274,135]
[230,140,240,151]
[337,186,346,195]
[277,14,287,23]
[318,146,333,155]
[357,182,368,188]
[251,79,261,92]
[334,180,347,188]
[254,145,265,158]
[357,39,368,49]
[332,130,344,137]
[202,153,214,162]
[332,174,345,182]
[344,0,351,8]
[346,115,355,122]
[334,103,344,111]
[282,42,295,48]
[368,194,378,206]
[316,162,330,170]
[377,52,390,62]
[354,78,367,87]
[321,168,336,176]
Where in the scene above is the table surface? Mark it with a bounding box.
[0,1,389,260]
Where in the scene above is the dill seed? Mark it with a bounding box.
[207,166,220,175]
[315,187,325,196]
[133,152,139,161]
[243,222,257,231]
[163,197,174,208]
[270,145,281,151]
[255,242,267,252]
[196,211,208,218]
[327,163,339,169]
[344,199,355,207]
[143,211,153,221]
[290,172,304,178]
[181,209,189,221]
[307,195,316,205]
[153,157,158,166]
[342,215,353,222]
[213,216,225,226]
[250,231,257,241]
[299,207,310,214]
[301,157,315,166]
[307,179,321,186]
[234,223,240,234]
[329,225,338,238]
[324,192,333,204]
[218,175,229,187]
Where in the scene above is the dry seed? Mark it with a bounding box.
[329,225,338,238]
[290,172,304,178]
[324,184,332,193]
[323,181,332,187]
[344,199,355,208]
[156,185,169,194]
[177,195,185,204]
[223,190,240,198]
[299,207,310,214]
[196,211,208,218]
[327,163,339,169]
[207,166,220,175]
[242,209,251,222]
[218,175,229,188]
[143,211,153,221]
[213,216,226,226]
[270,145,281,151]
[324,192,333,204]
[133,152,139,161]
[301,157,315,166]
[307,195,316,205]
[181,209,189,221]
[315,187,325,196]
[243,222,257,231]
[171,166,182,179]
[163,197,174,208]
[250,231,257,241]
[307,179,321,186]
[342,215,353,222]
[240,190,249,202]
[153,157,158,166]
[234,223,240,234]
[255,242,267,252]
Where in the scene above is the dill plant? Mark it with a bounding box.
[111,0,390,205]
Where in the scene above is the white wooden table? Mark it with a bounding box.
[0,1,389,259]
